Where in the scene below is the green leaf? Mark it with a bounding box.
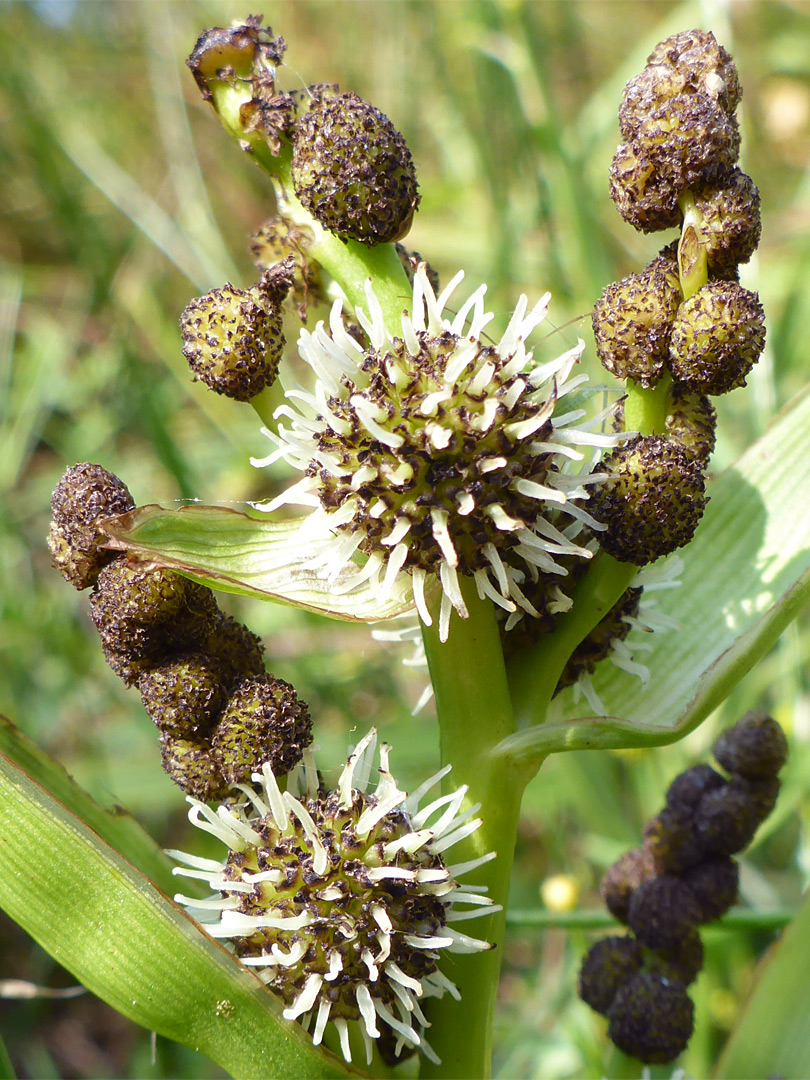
[0,748,356,1080]
[102,505,414,622]
[713,889,810,1079]
[502,385,810,758]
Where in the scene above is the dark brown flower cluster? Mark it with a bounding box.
[591,30,765,567]
[48,463,311,802]
[579,712,787,1064]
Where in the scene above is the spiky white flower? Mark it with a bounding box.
[169,730,499,1065]
[252,266,620,640]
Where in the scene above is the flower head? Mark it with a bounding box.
[170,730,498,1065]
[253,266,617,639]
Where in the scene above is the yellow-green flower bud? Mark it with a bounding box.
[48,463,134,590]
[607,972,694,1064]
[609,142,682,233]
[692,168,762,273]
[291,91,419,245]
[181,266,292,401]
[669,281,766,395]
[592,257,682,387]
[212,674,312,785]
[665,384,717,464]
[138,652,228,736]
[160,729,228,802]
[590,435,707,565]
[202,611,266,685]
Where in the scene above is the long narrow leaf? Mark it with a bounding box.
[0,750,355,1080]
[102,505,414,622]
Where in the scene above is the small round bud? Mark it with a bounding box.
[665,384,717,465]
[592,258,682,387]
[557,587,641,691]
[180,281,287,401]
[607,972,694,1064]
[609,142,681,233]
[138,652,228,736]
[590,435,707,565]
[578,936,644,1016]
[669,281,766,396]
[601,846,656,924]
[291,91,419,245]
[651,928,704,987]
[645,29,741,114]
[643,806,702,875]
[203,612,266,685]
[681,857,739,924]
[666,763,726,812]
[48,463,134,590]
[713,713,788,779]
[620,92,740,193]
[695,775,777,856]
[692,169,762,273]
[160,730,228,802]
[212,674,312,784]
[627,875,702,952]
[250,217,324,321]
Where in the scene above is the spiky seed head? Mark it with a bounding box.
[669,281,766,396]
[211,675,312,785]
[645,29,741,113]
[627,875,702,952]
[666,763,726,812]
[180,278,288,401]
[203,612,266,685]
[291,91,419,245]
[578,936,644,1016]
[592,260,682,387]
[250,217,324,321]
[160,729,228,802]
[607,972,694,1064]
[48,463,134,590]
[589,435,707,565]
[665,385,717,465]
[170,732,497,1066]
[713,712,788,779]
[681,857,739,924]
[651,929,704,987]
[695,775,778,856]
[601,846,656,925]
[556,587,642,691]
[137,652,228,736]
[692,169,762,272]
[609,142,682,233]
[643,806,702,875]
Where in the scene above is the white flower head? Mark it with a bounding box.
[253,266,618,639]
[169,730,499,1066]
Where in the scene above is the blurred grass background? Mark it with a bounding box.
[1,0,809,1076]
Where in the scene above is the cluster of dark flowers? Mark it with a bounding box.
[578,712,788,1063]
[47,463,312,803]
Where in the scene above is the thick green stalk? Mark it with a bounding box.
[420,578,540,1079]
[677,190,709,300]
[623,372,671,436]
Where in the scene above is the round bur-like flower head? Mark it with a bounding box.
[609,142,682,234]
[693,169,762,273]
[713,712,787,779]
[645,29,741,113]
[254,267,616,640]
[171,730,498,1066]
[48,463,134,590]
[180,273,289,402]
[607,972,694,1064]
[292,91,419,245]
[589,435,707,566]
[669,281,766,396]
[665,385,717,465]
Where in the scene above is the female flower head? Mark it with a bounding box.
[170,730,498,1065]
[253,266,618,639]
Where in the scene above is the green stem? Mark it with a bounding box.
[420,578,539,1079]
[507,553,638,727]
[506,907,795,932]
[623,373,671,436]
[250,377,287,429]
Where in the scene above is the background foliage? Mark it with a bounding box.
[1,1,809,1076]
